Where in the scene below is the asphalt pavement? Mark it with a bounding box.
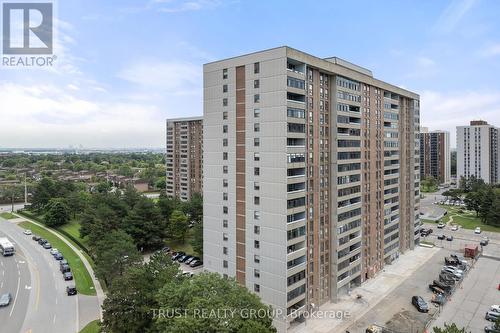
[0,217,79,333]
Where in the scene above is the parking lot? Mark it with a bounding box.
[432,256,500,332]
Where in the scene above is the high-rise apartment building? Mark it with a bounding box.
[457,120,499,184]
[203,47,420,331]
[165,117,203,201]
[419,127,451,184]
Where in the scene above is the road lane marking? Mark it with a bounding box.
[53,314,56,324]
[9,275,21,317]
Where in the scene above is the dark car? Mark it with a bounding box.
[486,311,500,321]
[171,252,185,261]
[38,238,48,245]
[190,260,203,268]
[42,242,52,249]
[445,257,459,266]
[54,253,64,260]
[32,235,41,241]
[431,293,445,305]
[178,255,192,263]
[412,296,429,313]
[420,228,432,236]
[63,272,73,281]
[66,286,77,296]
[60,264,71,273]
[432,280,452,292]
[185,256,199,265]
[485,325,500,333]
[162,246,171,253]
[429,284,445,295]
[0,293,12,307]
[59,259,68,267]
[481,237,489,246]
[446,235,453,241]
[437,234,446,240]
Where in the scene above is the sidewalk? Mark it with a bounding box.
[12,212,105,320]
[289,246,440,333]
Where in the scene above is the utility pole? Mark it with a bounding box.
[24,172,28,205]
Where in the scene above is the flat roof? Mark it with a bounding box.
[166,116,203,123]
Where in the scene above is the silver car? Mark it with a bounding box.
[0,293,12,307]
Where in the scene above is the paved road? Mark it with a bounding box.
[0,217,79,333]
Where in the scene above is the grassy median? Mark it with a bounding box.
[0,212,16,219]
[18,221,96,295]
[79,319,101,333]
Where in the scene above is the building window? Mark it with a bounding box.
[254,62,260,74]
[223,165,228,174]
[223,247,228,255]
[223,206,228,214]
[254,196,260,205]
[254,182,260,190]
[254,94,260,103]
[223,111,228,120]
[254,255,260,263]
[223,233,228,241]
[254,79,260,88]
[223,219,228,228]
[254,211,260,220]
[254,240,260,249]
[254,167,260,176]
[223,125,228,133]
[254,152,260,161]
[254,138,260,147]
[223,138,228,146]
[254,225,260,234]
[254,109,260,118]
[223,179,228,187]
[223,98,228,106]
[254,269,260,278]
[223,152,228,160]
[223,84,228,93]
[223,192,228,201]
[223,68,228,79]
[254,284,260,292]
[223,260,228,268]
[254,123,260,132]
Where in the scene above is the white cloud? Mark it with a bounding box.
[434,0,478,33]
[479,43,500,57]
[420,90,500,147]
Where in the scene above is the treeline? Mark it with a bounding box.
[443,175,500,227]
[29,177,203,285]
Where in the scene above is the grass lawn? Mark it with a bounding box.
[79,320,101,333]
[436,204,500,233]
[18,221,96,295]
[165,228,196,255]
[421,185,438,193]
[0,212,16,219]
[59,219,90,247]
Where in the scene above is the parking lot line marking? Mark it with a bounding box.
[9,276,21,317]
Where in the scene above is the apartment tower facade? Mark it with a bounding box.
[457,120,499,184]
[419,127,451,184]
[165,117,203,201]
[203,47,420,331]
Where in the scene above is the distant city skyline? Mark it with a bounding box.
[1,0,500,148]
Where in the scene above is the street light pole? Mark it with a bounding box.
[24,172,28,205]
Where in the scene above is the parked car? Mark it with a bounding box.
[443,266,464,274]
[42,242,52,249]
[32,235,41,241]
[450,254,467,265]
[63,272,73,281]
[446,235,454,241]
[475,227,482,234]
[0,293,12,307]
[441,267,462,280]
[38,238,48,245]
[432,280,452,292]
[437,234,446,240]
[23,229,32,235]
[60,264,71,273]
[420,228,432,236]
[171,252,185,261]
[437,223,445,229]
[185,256,199,265]
[429,284,445,295]
[485,311,500,321]
[445,257,459,266]
[411,296,429,313]
[162,246,171,253]
[439,273,456,284]
[178,255,192,263]
[50,248,59,255]
[59,259,68,267]
[54,253,63,260]
[484,325,500,333]
[451,225,458,231]
[190,260,203,268]
[481,237,489,246]
[491,305,500,313]
[66,286,77,296]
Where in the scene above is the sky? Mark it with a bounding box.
[1,0,500,148]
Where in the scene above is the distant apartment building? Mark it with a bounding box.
[203,47,420,331]
[419,127,451,184]
[457,120,499,184]
[165,117,203,201]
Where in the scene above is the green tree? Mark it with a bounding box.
[190,222,203,256]
[101,252,183,333]
[433,323,470,333]
[157,194,178,220]
[155,273,276,333]
[31,177,55,211]
[44,198,70,227]
[155,177,166,190]
[123,185,141,209]
[94,230,141,286]
[168,210,189,242]
[123,197,166,251]
[65,190,90,218]
[464,191,481,216]
[183,193,203,223]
